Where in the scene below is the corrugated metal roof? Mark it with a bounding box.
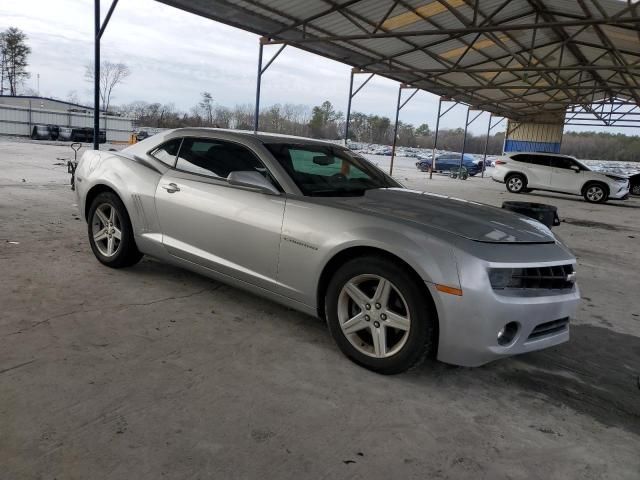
[157,0,640,123]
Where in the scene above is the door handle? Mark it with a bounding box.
[161,183,180,193]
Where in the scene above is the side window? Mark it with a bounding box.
[175,138,265,179]
[150,139,181,166]
[549,156,573,169]
[527,155,549,167]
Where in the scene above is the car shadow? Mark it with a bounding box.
[411,324,640,436]
[524,191,640,209]
[121,259,640,436]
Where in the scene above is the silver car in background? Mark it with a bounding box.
[74,128,579,374]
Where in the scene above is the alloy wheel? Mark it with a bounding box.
[337,274,411,358]
[586,185,604,202]
[508,176,523,192]
[91,203,122,257]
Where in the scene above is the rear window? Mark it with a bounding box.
[512,154,551,166]
[150,139,182,166]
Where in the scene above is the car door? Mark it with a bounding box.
[550,156,583,193]
[438,155,454,171]
[522,154,552,188]
[154,137,286,291]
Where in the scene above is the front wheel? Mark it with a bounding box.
[583,183,608,203]
[87,192,143,268]
[631,183,640,196]
[325,256,437,374]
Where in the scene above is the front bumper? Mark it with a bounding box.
[609,183,630,199]
[429,257,579,367]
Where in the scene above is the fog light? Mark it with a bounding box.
[497,322,519,346]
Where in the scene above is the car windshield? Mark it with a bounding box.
[574,159,591,171]
[265,143,400,196]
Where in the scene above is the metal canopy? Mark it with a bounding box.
[156,0,640,123]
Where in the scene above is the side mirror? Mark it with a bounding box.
[570,165,580,173]
[227,171,280,195]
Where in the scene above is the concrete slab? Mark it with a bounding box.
[1,140,639,479]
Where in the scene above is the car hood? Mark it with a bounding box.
[327,188,556,243]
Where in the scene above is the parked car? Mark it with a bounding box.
[416,153,481,176]
[492,152,630,203]
[74,128,579,374]
[628,172,640,196]
[136,130,152,141]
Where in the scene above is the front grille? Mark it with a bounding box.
[513,264,576,289]
[489,264,576,290]
[528,317,569,340]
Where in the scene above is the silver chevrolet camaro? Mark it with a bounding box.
[74,128,580,374]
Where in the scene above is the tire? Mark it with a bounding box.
[583,182,608,203]
[87,192,143,268]
[505,173,526,193]
[325,255,437,375]
[631,183,640,196]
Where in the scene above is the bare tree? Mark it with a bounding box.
[198,91,214,125]
[85,60,131,112]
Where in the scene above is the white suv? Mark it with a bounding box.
[492,152,630,203]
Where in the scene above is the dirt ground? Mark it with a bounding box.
[1,139,639,480]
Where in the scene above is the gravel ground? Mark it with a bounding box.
[1,139,639,480]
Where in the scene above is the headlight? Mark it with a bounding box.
[606,174,628,183]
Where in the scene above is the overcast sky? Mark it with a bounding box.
[2,0,637,136]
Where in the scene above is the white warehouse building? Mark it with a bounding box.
[0,96,134,142]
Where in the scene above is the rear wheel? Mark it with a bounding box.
[325,256,437,374]
[583,183,608,203]
[506,174,526,193]
[87,192,143,268]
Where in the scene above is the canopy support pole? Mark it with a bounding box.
[344,69,375,145]
[93,0,119,150]
[389,84,419,176]
[459,109,484,179]
[254,38,286,132]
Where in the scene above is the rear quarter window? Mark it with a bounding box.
[149,139,182,166]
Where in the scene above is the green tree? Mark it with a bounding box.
[415,123,430,136]
[0,27,31,95]
[309,100,343,138]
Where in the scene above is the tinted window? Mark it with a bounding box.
[463,154,476,165]
[511,154,529,164]
[513,154,551,166]
[175,138,264,179]
[265,143,398,196]
[150,139,181,166]
[549,156,574,169]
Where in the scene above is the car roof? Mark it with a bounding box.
[164,127,344,148]
[507,152,574,159]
